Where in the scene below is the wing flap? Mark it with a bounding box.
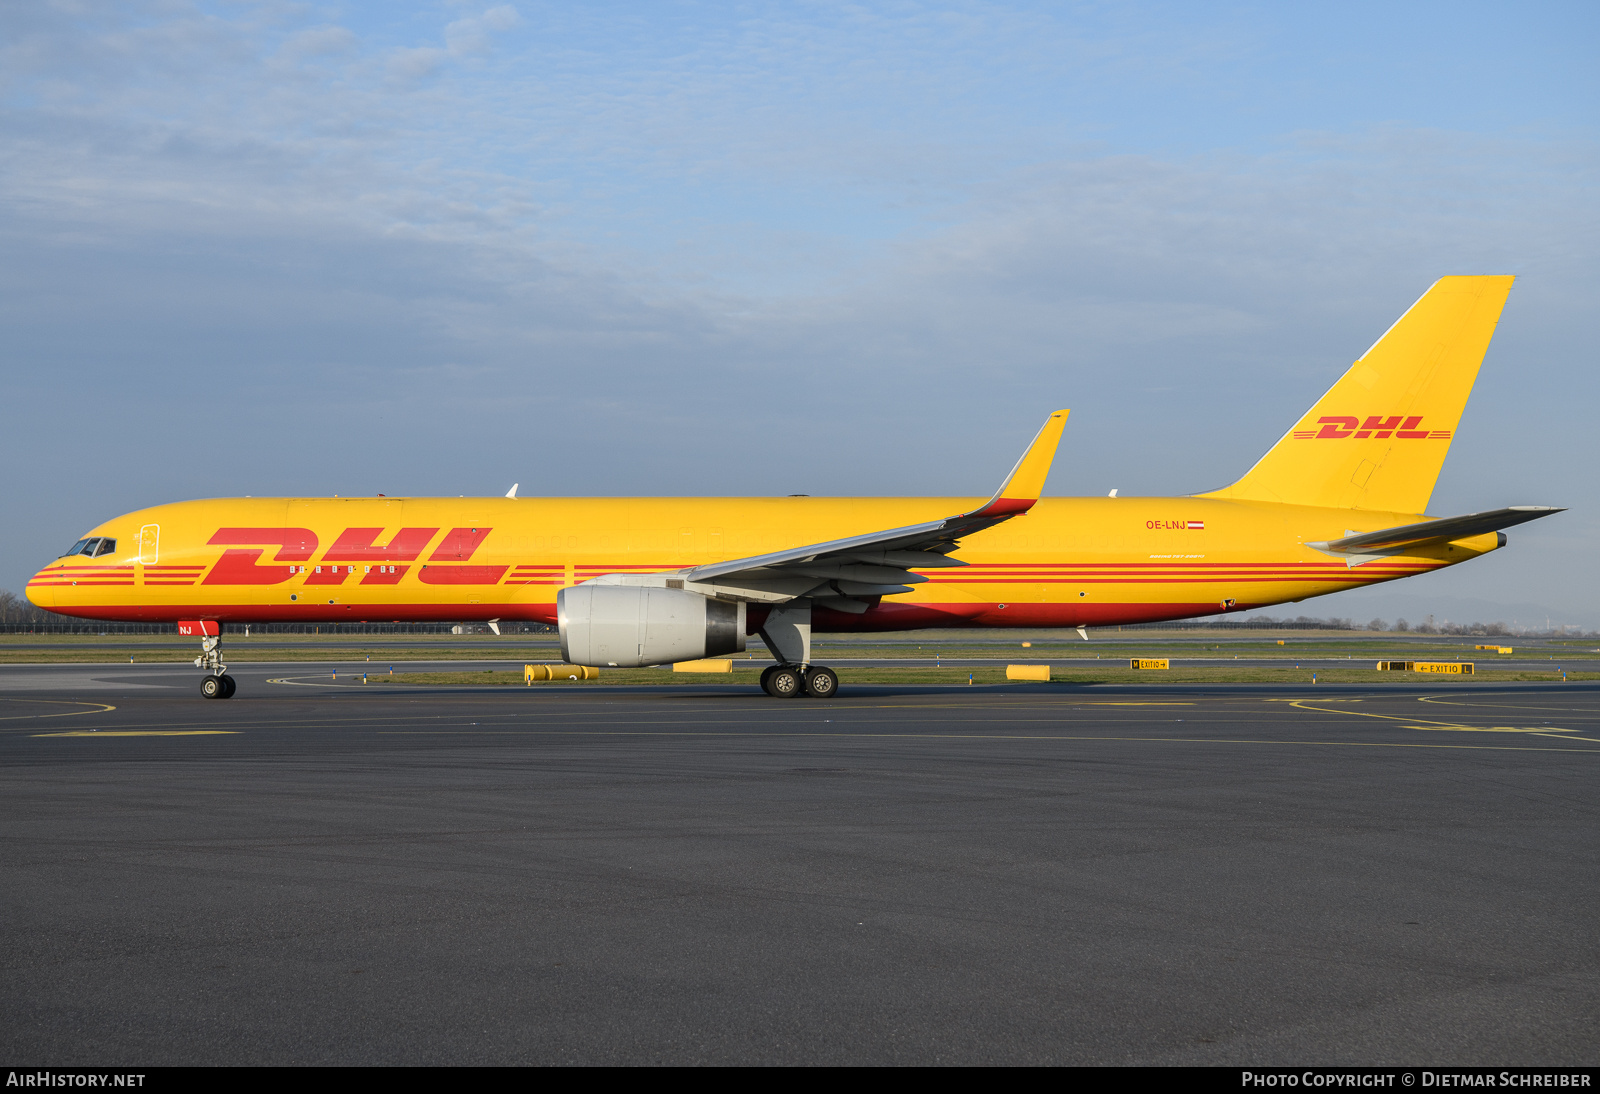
[684,409,1069,590]
[686,519,949,583]
[586,410,1070,606]
[784,563,931,584]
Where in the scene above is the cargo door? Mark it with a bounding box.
[138,524,159,565]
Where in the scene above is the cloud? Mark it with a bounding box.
[443,20,491,58]
[483,7,521,33]
[384,6,520,81]
[280,25,355,59]
[443,6,523,59]
[444,5,520,56]
[387,45,448,84]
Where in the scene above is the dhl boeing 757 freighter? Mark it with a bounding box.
[28,275,1563,699]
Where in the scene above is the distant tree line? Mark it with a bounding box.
[0,590,68,626]
[1200,613,1592,637]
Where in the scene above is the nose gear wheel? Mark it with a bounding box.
[193,632,236,698]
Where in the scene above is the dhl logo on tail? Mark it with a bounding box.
[1291,416,1451,440]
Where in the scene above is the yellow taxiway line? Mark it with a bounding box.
[33,730,238,737]
[0,698,117,720]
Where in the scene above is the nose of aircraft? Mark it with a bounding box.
[25,565,59,608]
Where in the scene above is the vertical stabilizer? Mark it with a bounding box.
[1200,275,1514,514]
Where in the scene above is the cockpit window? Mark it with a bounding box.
[61,537,115,558]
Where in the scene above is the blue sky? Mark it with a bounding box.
[2,1,1595,626]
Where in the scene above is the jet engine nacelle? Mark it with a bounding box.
[558,585,747,667]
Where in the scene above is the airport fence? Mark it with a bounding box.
[1124,619,1360,631]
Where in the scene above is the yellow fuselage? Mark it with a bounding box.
[28,495,1498,630]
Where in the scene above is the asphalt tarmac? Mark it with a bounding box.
[2,665,1597,1065]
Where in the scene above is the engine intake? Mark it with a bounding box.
[558,585,746,667]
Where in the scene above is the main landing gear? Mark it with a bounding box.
[183,621,237,699]
[756,600,837,698]
[760,664,839,699]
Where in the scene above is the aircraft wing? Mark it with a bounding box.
[1310,506,1565,553]
[585,410,1069,607]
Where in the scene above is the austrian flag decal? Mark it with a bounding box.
[1187,520,1205,530]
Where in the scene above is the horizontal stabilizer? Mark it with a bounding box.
[1310,506,1564,553]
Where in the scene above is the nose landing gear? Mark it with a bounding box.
[200,672,236,699]
[181,620,237,699]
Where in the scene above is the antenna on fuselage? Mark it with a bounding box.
[505,483,519,498]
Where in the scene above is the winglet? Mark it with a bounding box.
[970,410,1069,518]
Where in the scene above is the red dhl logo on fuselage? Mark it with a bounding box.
[199,526,505,586]
[1291,416,1451,440]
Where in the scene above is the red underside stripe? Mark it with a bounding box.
[929,575,1425,584]
[928,572,1427,582]
[944,564,1430,570]
[933,562,1426,569]
[44,600,1268,629]
[31,575,134,585]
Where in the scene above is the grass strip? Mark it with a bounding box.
[383,667,1600,688]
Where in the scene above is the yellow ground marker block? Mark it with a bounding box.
[673,659,733,673]
[1377,661,1476,673]
[525,664,600,683]
[1006,664,1051,681]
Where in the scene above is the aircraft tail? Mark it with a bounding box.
[1200,275,1515,514]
